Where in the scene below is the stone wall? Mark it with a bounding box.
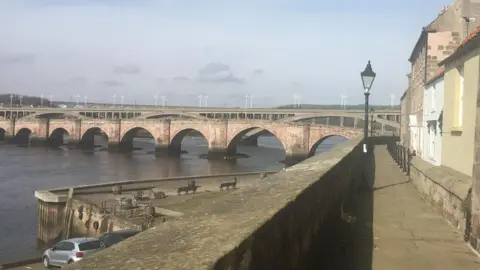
[70,198,139,238]
[409,156,471,231]
[62,136,376,270]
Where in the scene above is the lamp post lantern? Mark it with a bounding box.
[361,60,376,153]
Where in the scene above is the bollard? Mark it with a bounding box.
[400,145,404,168]
[407,149,412,177]
[403,146,407,172]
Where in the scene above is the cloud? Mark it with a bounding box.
[99,80,125,87]
[172,76,189,82]
[113,63,141,74]
[197,62,245,84]
[253,69,264,75]
[0,54,36,65]
[291,81,303,87]
[67,76,87,85]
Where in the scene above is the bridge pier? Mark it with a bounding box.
[29,137,48,147]
[107,141,134,153]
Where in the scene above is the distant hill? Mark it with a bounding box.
[0,94,52,107]
[276,104,400,110]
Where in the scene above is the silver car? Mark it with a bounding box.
[42,237,105,268]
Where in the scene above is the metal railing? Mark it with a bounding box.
[387,141,412,176]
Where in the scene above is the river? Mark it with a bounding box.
[0,135,347,263]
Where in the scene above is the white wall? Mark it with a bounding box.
[421,76,444,166]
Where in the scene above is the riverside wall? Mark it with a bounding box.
[34,171,278,248]
[61,136,384,270]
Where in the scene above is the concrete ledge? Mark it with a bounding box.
[410,157,471,230]
[34,190,68,203]
[47,171,277,193]
[1,257,41,269]
[62,136,367,270]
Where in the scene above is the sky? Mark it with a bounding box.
[0,0,453,107]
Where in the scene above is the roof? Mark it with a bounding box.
[64,237,99,244]
[408,29,428,63]
[438,25,480,66]
[426,67,445,86]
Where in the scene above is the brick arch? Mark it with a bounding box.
[226,125,287,155]
[50,127,70,137]
[48,122,76,138]
[169,127,208,150]
[49,128,70,146]
[120,126,157,143]
[0,125,10,136]
[81,127,110,142]
[14,125,38,137]
[308,134,350,157]
[308,127,361,157]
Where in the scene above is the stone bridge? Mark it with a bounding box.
[0,118,362,163]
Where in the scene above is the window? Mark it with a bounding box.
[79,240,103,251]
[431,84,436,112]
[457,67,464,127]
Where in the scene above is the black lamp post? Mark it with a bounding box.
[361,60,376,153]
[370,108,375,136]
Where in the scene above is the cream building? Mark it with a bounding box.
[439,25,480,176]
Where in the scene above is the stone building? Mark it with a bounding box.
[399,73,412,147]
[437,23,480,252]
[407,0,480,155]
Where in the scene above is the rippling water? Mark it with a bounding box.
[0,135,347,262]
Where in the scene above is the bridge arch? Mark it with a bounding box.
[308,134,349,157]
[80,127,109,149]
[0,127,8,141]
[14,128,32,145]
[139,112,206,120]
[120,127,156,143]
[169,128,208,155]
[49,128,70,147]
[283,113,399,130]
[22,112,86,120]
[226,126,287,156]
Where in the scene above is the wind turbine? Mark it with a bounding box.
[154,94,159,108]
[244,93,250,109]
[204,95,208,108]
[198,94,203,107]
[390,94,396,109]
[161,95,166,107]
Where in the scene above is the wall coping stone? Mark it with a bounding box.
[62,136,363,270]
[411,157,471,199]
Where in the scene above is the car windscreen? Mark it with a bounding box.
[78,240,103,251]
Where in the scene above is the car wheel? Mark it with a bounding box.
[67,260,74,264]
[43,256,51,269]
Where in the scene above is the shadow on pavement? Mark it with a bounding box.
[303,137,391,270]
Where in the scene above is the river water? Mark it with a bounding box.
[0,135,347,263]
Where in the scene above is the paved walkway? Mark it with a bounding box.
[350,145,480,269]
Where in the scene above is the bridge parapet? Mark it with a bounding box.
[62,136,378,269]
